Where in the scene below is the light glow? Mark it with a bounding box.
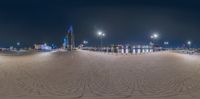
[97,31,106,37]
[187,41,191,45]
[150,33,159,39]
[98,31,102,36]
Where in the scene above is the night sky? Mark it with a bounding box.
[0,0,200,47]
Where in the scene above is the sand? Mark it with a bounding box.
[0,50,200,99]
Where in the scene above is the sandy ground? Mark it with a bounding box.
[0,50,200,99]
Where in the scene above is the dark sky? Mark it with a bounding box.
[0,0,200,47]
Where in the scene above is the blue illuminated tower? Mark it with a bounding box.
[66,25,75,51]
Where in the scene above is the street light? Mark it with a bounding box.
[150,33,159,39]
[150,33,159,46]
[97,31,106,49]
[187,41,191,45]
[98,31,102,36]
[187,41,191,49]
[154,34,158,38]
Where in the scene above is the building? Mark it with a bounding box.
[34,43,52,51]
[66,25,75,51]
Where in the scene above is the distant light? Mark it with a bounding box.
[187,41,191,45]
[153,34,158,38]
[164,41,169,45]
[150,33,159,39]
[10,46,14,50]
[97,31,106,37]
[98,31,102,36]
[83,40,88,44]
[17,42,20,46]
[102,33,105,37]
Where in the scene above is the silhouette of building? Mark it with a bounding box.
[66,25,75,51]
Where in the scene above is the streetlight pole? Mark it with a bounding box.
[150,33,159,46]
[187,41,191,49]
[150,33,159,52]
[97,31,105,50]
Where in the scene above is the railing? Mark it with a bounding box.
[81,45,163,54]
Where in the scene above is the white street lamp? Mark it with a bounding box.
[97,31,106,49]
[98,31,102,36]
[187,41,191,45]
[150,33,159,39]
[187,41,192,49]
[153,34,158,39]
[150,33,159,46]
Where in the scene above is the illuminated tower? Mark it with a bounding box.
[66,25,75,51]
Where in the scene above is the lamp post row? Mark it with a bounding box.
[82,31,192,49]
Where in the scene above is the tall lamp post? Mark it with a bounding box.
[187,41,191,49]
[150,33,159,52]
[150,33,159,46]
[97,31,106,49]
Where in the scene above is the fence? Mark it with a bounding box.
[82,45,163,54]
